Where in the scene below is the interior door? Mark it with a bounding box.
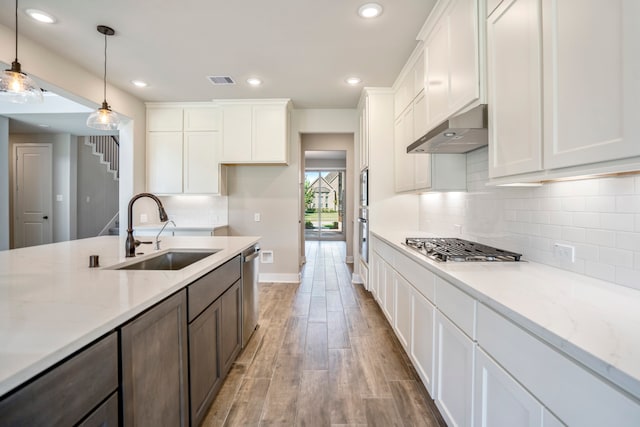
[14,144,53,248]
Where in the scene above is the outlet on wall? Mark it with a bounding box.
[254,213,261,222]
[553,243,575,263]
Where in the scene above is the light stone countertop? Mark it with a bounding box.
[371,230,640,401]
[0,235,259,397]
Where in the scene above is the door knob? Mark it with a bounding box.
[42,216,48,219]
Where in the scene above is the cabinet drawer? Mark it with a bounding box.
[477,304,640,426]
[435,276,476,339]
[394,252,435,303]
[77,391,119,427]
[188,255,241,322]
[0,332,118,426]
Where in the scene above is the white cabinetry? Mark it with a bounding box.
[422,0,484,132]
[487,0,543,177]
[358,94,370,171]
[489,0,640,182]
[474,348,543,427]
[146,104,225,195]
[394,273,412,351]
[218,99,291,164]
[411,288,436,395]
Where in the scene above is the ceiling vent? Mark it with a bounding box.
[207,76,236,85]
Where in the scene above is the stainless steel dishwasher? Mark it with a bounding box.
[242,245,260,347]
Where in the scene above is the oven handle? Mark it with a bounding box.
[357,218,367,223]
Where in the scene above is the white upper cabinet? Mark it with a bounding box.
[488,0,543,178]
[487,0,504,16]
[146,103,225,195]
[542,0,640,169]
[218,99,291,165]
[488,0,640,182]
[423,0,485,132]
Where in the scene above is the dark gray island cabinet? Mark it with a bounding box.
[0,255,244,427]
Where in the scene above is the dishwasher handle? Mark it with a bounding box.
[243,247,260,263]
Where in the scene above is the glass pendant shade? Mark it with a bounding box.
[0,0,43,104]
[86,100,119,131]
[87,25,120,130]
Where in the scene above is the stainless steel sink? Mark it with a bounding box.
[112,250,220,270]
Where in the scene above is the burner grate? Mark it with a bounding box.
[404,237,521,262]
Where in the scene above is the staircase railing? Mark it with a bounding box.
[98,212,120,236]
[88,135,119,179]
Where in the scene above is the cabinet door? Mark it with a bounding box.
[383,262,395,322]
[488,0,543,178]
[121,291,189,427]
[183,131,222,194]
[184,107,221,131]
[220,280,242,376]
[413,49,426,99]
[542,0,640,169]
[448,0,481,113]
[394,106,416,192]
[189,298,222,427]
[147,132,183,193]
[252,104,288,163]
[474,348,543,427]
[426,20,450,129]
[359,95,370,170]
[435,311,475,427]
[411,289,436,396]
[147,107,183,131]
[413,92,433,190]
[221,104,252,162]
[370,252,380,299]
[394,273,412,351]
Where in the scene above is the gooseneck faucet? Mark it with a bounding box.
[126,193,169,257]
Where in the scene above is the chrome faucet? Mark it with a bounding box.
[155,220,176,250]
[126,193,169,257]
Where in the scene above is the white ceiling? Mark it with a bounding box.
[0,0,436,133]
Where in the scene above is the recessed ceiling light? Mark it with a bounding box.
[346,77,362,86]
[131,80,148,88]
[25,9,56,24]
[358,3,383,18]
[247,78,262,86]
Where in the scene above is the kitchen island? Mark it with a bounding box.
[0,235,258,401]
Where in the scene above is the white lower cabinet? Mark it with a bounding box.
[394,273,412,351]
[435,311,475,427]
[410,288,436,396]
[474,347,543,427]
[383,260,395,322]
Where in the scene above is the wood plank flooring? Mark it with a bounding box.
[202,241,445,427]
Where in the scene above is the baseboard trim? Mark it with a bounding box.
[351,273,363,284]
[345,255,354,263]
[259,273,301,283]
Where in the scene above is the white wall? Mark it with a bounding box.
[228,108,358,283]
[302,133,355,259]
[51,134,76,242]
[0,117,8,250]
[419,147,640,290]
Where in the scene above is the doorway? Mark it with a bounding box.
[304,169,346,241]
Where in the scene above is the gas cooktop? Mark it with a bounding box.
[404,237,522,262]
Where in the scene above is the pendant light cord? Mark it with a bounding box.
[103,31,107,104]
[14,0,18,62]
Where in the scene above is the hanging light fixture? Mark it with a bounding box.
[87,25,120,130]
[0,0,43,104]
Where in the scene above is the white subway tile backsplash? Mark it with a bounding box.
[599,247,634,268]
[418,147,640,289]
[585,229,616,247]
[599,176,635,195]
[561,226,586,243]
[600,213,635,231]
[562,197,586,212]
[584,196,616,213]
[572,212,600,229]
[615,232,640,251]
[616,195,640,213]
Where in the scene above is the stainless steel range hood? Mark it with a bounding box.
[407,104,488,154]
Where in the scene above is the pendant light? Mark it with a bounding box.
[0,0,43,104]
[87,25,120,130]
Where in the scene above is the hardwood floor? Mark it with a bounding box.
[202,241,445,427]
